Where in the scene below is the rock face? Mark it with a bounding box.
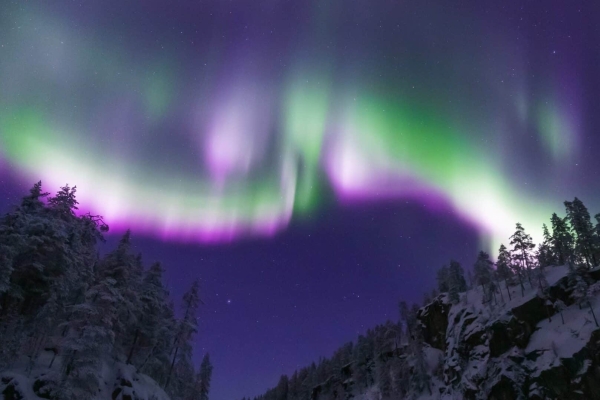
[418,295,451,351]
[416,265,600,400]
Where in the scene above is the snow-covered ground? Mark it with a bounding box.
[1,352,169,400]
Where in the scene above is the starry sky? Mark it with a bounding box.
[1,0,599,399]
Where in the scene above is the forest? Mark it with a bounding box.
[3,181,600,400]
[245,197,600,400]
[0,183,212,400]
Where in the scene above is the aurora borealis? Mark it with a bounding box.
[2,0,594,251]
[1,0,599,398]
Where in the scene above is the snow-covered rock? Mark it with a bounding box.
[0,360,169,400]
[417,265,600,399]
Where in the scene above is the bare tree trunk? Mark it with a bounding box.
[505,281,512,301]
[589,302,599,327]
[48,349,58,369]
[165,346,179,389]
[523,256,532,287]
[517,273,525,297]
[126,329,139,365]
[139,343,157,372]
[497,280,505,303]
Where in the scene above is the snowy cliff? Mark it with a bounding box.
[412,264,600,400]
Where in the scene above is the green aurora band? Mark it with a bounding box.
[0,3,583,253]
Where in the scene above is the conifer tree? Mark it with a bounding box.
[198,352,213,400]
[564,198,598,267]
[551,213,574,266]
[376,357,392,398]
[127,262,169,366]
[409,336,431,397]
[447,260,466,304]
[97,230,144,360]
[537,224,556,270]
[496,244,513,301]
[567,267,599,327]
[474,251,495,302]
[166,279,202,389]
[436,265,449,293]
[352,335,371,391]
[510,223,536,287]
[0,183,204,397]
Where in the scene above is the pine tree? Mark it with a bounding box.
[352,335,371,391]
[551,213,574,266]
[0,183,205,398]
[510,223,536,287]
[274,374,289,400]
[447,260,466,304]
[127,262,169,366]
[409,338,431,397]
[474,251,495,303]
[198,352,213,400]
[496,244,513,301]
[97,230,144,361]
[564,198,598,267]
[376,357,392,398]
[436,265,449,293]
[537,224,556,270]
[166,279,202,389]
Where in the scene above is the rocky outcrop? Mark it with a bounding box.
[418,294,451,351]
[417,265,600,400]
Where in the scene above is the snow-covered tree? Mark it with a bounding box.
[127,262,170,366]
[409,338,431,397]
[567,267,598,327]
[166,279,202,390]
[0,183,207,398]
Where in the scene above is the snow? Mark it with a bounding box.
[0,353,170,400]
[525,292,600,379]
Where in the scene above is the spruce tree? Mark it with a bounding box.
[551,213,574,266]
[568,268,599,327]
[564,198,598,267]
[447,260,466,304]
[409,337,431,396]
[97,230,144,360]
[474,251,495,303]
[436,265,449,293]
[198,352,213,400]
[166,279,202,389]
[127,262,169,366]
[496,244,513,301]
[510,223,536,287]
[537,224,556,270]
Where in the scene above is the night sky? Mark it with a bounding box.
[1,1,599,399]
